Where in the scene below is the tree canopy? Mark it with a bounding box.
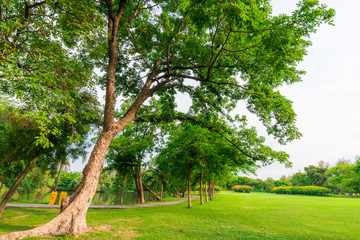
[0,0,335,239]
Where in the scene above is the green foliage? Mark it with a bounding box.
[214,186,222,193]
[232,185,253,193]
[0,1,101,147]
[304,165,328,187]
[97,170,116,192]
[226,176,275,193]
[271,186,331,196]
[290,172,311,186]
[274,180,290,187]
[51,171,82,191]
[326,158,360,195]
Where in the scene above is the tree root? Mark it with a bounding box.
[0,199,89,240]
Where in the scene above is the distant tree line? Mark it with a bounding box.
[225,158,360,196]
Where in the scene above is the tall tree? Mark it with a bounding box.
[0,1,334,239]
[290,172,310,186]
[304,165,328,187]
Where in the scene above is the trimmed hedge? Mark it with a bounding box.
[232,185,253,193]
[271,186,331,196]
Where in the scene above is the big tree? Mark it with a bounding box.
[0,0,334,239]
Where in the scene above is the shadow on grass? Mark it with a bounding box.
[0,223,34,232]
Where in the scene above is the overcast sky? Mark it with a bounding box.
[73,0,360,180]
[245,0,360,179]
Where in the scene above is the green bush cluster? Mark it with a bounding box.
[271,186,331,196]
[232,185,253,193]
[214,186,222,192]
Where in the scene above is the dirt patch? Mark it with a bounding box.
[13,215,29,220]
[116,217,141,222]
[95,225,112,231]
[87,224,112,233]
[117,230,142,238]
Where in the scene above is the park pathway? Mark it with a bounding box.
[5,196,199,209]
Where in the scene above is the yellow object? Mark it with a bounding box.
[48,191,58,205]
[58,191,67,205]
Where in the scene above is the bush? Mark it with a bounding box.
[232,185,253,193]
[214,186,222,192]
[271,186,331,196]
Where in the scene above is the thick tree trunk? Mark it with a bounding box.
[208,180,213,200]
[134,168,145,203]
[143,183,161,201]
[54,162,63,192]
[120,172,126,205]
[0,3,158,239]
[0,127,127,240]
[199,170,204,205]
[0,158,37,218]
[187,164,192,208]
[205,180,209,203]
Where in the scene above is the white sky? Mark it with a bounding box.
[73,0,360,180]
[244,0,360,179]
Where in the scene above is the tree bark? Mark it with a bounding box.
[208,180,213,200]
[54,161,63,192]
[0,2,157,239]
[187,163,192,208]
[134,167,145,203]
[0,158,37,218]
[0,121,133,239]
[120,172,126,205]
[212,179,215,199]
[160,177,164,201]
[205,180,209,203]
[199,170,204,205]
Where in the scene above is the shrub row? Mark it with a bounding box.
[271,186,331,196]
[193,186,222,192]
[232,185,253,193]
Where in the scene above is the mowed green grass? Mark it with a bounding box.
[1,191,360,240]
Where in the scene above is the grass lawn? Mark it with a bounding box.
[1,191,360,239]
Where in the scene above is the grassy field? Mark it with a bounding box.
[1,191,360,239]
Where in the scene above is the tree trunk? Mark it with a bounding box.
[205,180,209,203]
[134,168,145,203]
[0,126,128,239]
[143,183,161,201]
[120,172,126,205]
[0,3,157,239]
[212,179,215,199]
[187,164,192,208]
[54,162,63,192]
[199,170,204,205]
[0,158,37,218]
[160,178,164,201]
[208,180,213,200]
